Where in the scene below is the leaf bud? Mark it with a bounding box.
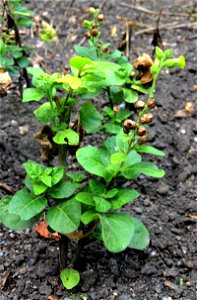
[147,99,156,109]
[91,28,99,36]
[139,135,147,143]
[135,100,145,110]
[123,119,136,130]
[98,14,104,22]
[140,113,153,124]
[85,31,91,39]
[113,106,119,113]
[89,7,96,15]
[137,126,146,136]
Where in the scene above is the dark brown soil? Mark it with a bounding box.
[0,1,197,300]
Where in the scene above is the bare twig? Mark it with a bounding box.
[125,19,133,58]
[119,2,189,17]
[135,22,197,36]
[1,271,11,290]
[0,182,13,194]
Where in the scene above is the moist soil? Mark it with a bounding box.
[0,1,197,299]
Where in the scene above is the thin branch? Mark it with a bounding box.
[119,2,189,17]
[135,22,197,36]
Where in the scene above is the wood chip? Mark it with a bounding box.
[164,280,179,291]
[1,271,11,290]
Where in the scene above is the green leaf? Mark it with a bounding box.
[110,188,140,210]
[16,56,29,68]
[104,122,122,134]
[74,45,97,60]
[47,198,81,234]
[33,102,54,123]
[8,189,47,220]
[70,56,94,76]
[0,196,40,231]
[67,172,87,183]
[80,102,103,133]
[122,162,165,179]
[128,217,150,250]
[111,152,126,164]
[100,213,135,253]
[104,188,118,199]
[17,18,34,28]
[122,88,138,103]
[60,268,80,290]
[131,84,151,94]
[53,129,79,145]
[22,88,45,102]
[116,108,133,122]
[81,210,99,225]
[76,146,112,182]
[48,181,78,199]
[93,196,111,212]
[50,166,64,186]
[75,192,94,206]
[89,179,106,196]
[134,145,165,157]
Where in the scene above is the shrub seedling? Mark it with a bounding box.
[0,7,186,290]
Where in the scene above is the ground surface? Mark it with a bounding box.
[0,0,197,299]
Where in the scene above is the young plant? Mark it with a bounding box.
[0,0,36,82]
[75,7,122,61]
[0,42,185,290]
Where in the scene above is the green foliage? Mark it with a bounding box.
[60,268,80,290]
[0,4,186,290]
[46,198,81,234]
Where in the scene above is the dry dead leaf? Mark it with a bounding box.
[111,25,117,37]
[35,125,58,161]
[185,102,195,114]
[133,53,153,70]
[0,69,12,96]
[34,220,60,240]
[48,296,58,300]
[175,102,196,118]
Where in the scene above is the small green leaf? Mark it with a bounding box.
[81,210,99,225]
[110,188,140,210]
[67,172,87,183]
[48,181,78,199]
[17,56,29,68]
[47,198,81,234]
[131,84,151,94]
[111,152,126,164]
[134,145,165,157]
[22,88,45,102]
[33,102,54,123]
[93,196,111,212]
[53,129,79,145]
[76,146,112,182]
[74,46,97,60]
[80,102,103,133]
[8,189,47,220]
[128,217,150,250]
[100,213,135,253]
[70,56,94,75]
[60,268,80,290]
[104,188,118,199]
[75,192,94,206]
[122,162,165,179]
[89,179,106,196]
[122,88,138,103]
